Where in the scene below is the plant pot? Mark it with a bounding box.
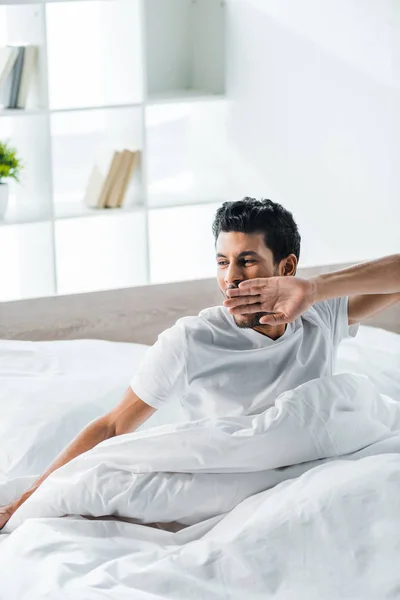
[0,183,9,219]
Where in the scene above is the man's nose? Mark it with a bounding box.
[224,263,242,285]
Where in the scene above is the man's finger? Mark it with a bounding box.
[226,286,263,298]
[224,295,261,308]
[258,312,287,325]
[229,303,263,315]
[238,278,266,290]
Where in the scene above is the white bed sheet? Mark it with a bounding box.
[1,326,399,481]
[0,338,185,483]
[0,326,399,599]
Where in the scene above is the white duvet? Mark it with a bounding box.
[0,328,400,599]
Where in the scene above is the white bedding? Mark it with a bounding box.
[0,339,184,482]
[0,326,400,599]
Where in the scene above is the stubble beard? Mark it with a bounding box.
[233,312,267,329]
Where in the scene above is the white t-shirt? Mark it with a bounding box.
[130,297,359,420]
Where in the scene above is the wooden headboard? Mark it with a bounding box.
[0,263,399,344]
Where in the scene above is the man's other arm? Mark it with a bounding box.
[0,388,155,529]
[311,254,400,324]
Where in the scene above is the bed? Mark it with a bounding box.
[0,264,399,600]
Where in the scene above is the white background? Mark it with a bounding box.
[224,0,400,266]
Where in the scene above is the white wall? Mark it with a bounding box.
[226,0,399,266]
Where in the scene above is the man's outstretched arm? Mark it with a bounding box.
[0,388,156,530]
[310,254,400,325]
[224,254,400,325]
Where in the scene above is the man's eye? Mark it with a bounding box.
[217,261,228,266]
[243,260,255,265]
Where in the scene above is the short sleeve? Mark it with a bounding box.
[315,296,359,347]
[130,321,188,409]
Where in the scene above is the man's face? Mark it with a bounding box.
[216,231,280,329]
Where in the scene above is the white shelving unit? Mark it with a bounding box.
[0,0,228,301]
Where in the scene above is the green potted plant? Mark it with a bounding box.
[0,141,23,219]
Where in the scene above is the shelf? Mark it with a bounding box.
[50,103,143,114]
[0,108,47,117]
[0,1,108,4]
[55,211,148,296]
[0,5,49,109]
[1,103,144,119]
[149,197,225,212]
[146,100,232,208]
[1,113,53,221]
[0,0,227,302]
[0,212,53,227]
[54,201,145,221]
[0,221,55,302]
[1,98,224,118]
[146,91,225,106]
[46,0,143,110]
[144,0,225,98]
[0,197,224,226]
[50,106,144,217]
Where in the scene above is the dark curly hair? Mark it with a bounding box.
[212,197,301,264]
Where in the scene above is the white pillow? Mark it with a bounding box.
[0,339,184,480]
[336,325,400,400]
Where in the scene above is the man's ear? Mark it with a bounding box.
[279,254,297,276]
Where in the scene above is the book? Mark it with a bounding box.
[0,46,20,109]
[17,45,38,109]
[84,149,139,210]
[83,163,108,209]
[106,149,135,209]
[96,151,123,209]
[9,46,25,109]
[0,46,19,90]
[0,73,12,109]
[116,150,140,208]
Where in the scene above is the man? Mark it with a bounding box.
[1,197,399,529]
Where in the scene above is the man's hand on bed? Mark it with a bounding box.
[224,277,316,325]
[0,503,16,530]
[0,490,34,530]
[0,390,155,531]
[0,484,39,530]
